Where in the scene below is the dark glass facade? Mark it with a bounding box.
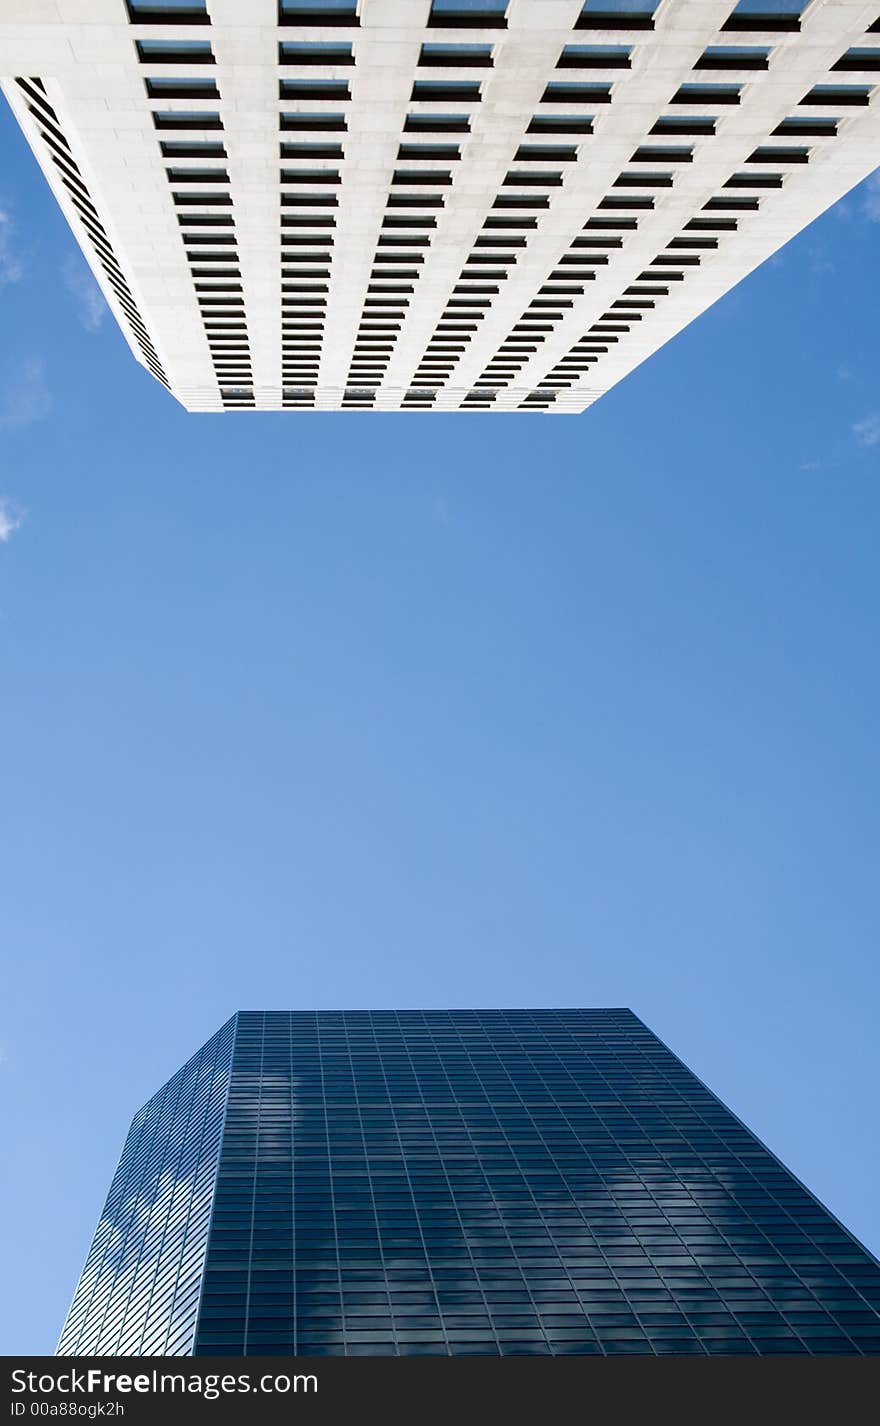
[57,1015,236,1356]
[59,1009,880,1356]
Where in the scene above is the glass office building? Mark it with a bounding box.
[58,1009,880,1356]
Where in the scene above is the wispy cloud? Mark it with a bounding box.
[804,236,835,277]
[432,495,451,528]
[0,498,23,543]
[0,358,52,431]
[0,206,24,288]
[63,255,107,332]
[852,413,880,449]
[862,171,880,224]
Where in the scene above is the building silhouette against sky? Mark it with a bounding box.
[2,1,879,412]
[57,1009,880,1356]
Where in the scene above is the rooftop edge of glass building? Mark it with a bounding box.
[58,1009,880,1356]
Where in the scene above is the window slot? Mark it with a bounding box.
[127,1,209,22]
[528,114,594,134]
[411,81,482,101]
[541,83,612,104]
[576,1,658,31]
[697,45,771,70]
[136,40,214,64]
[145,77,220,99]
[281,112,348,130]
[279,80,351,100]
[418,44,493,67]
[672,84,741,104]
[722,1,806,35]
[152,110,223,130]
[801,85,872,105]
[559,46,631,69]
[278,42,355,65]
[278,1,359,26]
[427,0,509,28]
[832,49,880,73]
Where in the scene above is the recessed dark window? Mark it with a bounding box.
[405,112,471,132]
[178,212,234,225]
[685,217,738,231]
[411,81,482,101]
[631,145,693,162]
[586,216,638,228]
[419,44,493,67]
[428,0,508,28]
[801,84,872,105]
[398,144,462,160]
[280,111,348,130]
[493,194,550,210]
[541,83,612,104]
[599,194,654,208]
[281,167,342,182]
[166,166,229,181]
[136,40,214,63]
[704,195,760,210]
[174,194,233,210]
[145,76,220,98]
[576,1,657,31]
[722,0,806,33]
[281,141,345,157]
[696,45,771,69]
[382,216,437,229]
[672,83,742,104]
[747,144,809,162]
[651,115,716,134]
[278,42,355,64]
[392,169,453,185]
[160,140,227,157]
[278,0,359,25]
[474,234,526,247]
[182,236,239,249]
[773,116,837,135]
[280,79,352,99]
[558,45,631,68]
[832,48,880,72]
[504,169,563,186]
[281,192,340,207]
[127,0,209,22]
[724,170,784,187]
[528,114,594,134]
[515,144,579,162]
[614,169,673,186]
[152,110,223,129]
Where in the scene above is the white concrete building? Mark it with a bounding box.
[1,0,878,413]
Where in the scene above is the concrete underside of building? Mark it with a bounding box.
[2,0,879,412]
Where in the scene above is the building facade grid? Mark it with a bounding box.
[58,1009,880,1356]
[2,0,879,413]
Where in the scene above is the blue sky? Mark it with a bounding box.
[1,94,878,1354]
